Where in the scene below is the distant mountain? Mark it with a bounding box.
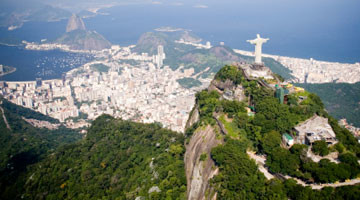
[134,30,292,81]
[295,82,360,127]
[54,14,111,51]
[66,14,86,33]
[133,31,198,56]
[0,0,71,28]
[26,5,71,22]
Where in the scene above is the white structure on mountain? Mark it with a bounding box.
[247,34,269,64]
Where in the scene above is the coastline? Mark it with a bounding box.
[0,42,22,47]
[0,67,16,77]
[10,40,360,84]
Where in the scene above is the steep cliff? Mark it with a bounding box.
[185,125,222,200]
[56,30,111,51]
[66,14,86,32]
[184,72,243,200]
[55,14,111,51]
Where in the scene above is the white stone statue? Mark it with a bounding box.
[247,34,269,64]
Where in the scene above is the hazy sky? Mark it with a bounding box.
[1,0,359,61]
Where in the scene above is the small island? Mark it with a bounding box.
[0,64,16,77]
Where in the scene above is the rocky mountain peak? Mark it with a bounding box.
[66,14,86,33]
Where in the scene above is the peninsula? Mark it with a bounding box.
[0,64,16,77]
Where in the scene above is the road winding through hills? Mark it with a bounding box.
[247,151,360,190]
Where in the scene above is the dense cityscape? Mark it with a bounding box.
[0,44,211,132]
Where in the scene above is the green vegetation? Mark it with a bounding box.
[312,140,330,156]
[1,98,59,123]
[186,65,360,199]
[199,153,207,161]
[176,77,202,89]
[0,98,81,199]
[134,31,292,81]
[219,115,241,139]
[19,115,186,200]
[210,138,360,199]
[211,139,275,199]
[90,63,110,73]
[295,82,360,127]
[215,65,243,84]
[196,90,220,125]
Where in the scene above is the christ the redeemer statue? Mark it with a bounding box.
[247,34,269,64]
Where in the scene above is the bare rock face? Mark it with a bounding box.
[56,30,111,51]
[208,79,235,94]
[56,14,111,51]
[185,125,223,200]
[66,14,86,33]
[234,85,246,102]
[186,107,200,130]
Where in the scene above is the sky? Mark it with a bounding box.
[1,0,359,62]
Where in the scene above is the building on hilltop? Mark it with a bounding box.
[294,115,337,146]
[282,133,294,147]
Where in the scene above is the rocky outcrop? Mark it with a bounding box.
[234,85,246,102]
[55,14,111,51]
[56,30,111,51]
[185,125,223,200]
[186,106,200,130]
[208,79,235,94]
[66,14,86,33]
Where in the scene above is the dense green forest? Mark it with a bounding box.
[16,115,186,200]
[187,65,360,199]
[295,82,360,127]
[0,97,82,199]
[1,64,360,199]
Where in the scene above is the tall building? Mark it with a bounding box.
[156,45,166,68]
[0,65,3,73]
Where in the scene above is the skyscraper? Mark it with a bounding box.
[156,45,166,68]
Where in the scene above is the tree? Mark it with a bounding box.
[261,130,281,154]
[312,140,329,156]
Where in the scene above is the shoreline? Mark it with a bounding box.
[233,49,359,65]
[0,67,16,77]
[0,42,23,47]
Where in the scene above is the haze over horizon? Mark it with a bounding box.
[1,0,359,62]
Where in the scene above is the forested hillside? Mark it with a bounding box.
[0,97,82,199]
[296,82,360,127]
[186,65,360,199]
[20,115,187,200]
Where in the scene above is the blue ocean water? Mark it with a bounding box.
[85,2,360,64]
[0,45,93,81]
[0,1,359,82]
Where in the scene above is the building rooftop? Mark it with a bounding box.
[294,115,337,145]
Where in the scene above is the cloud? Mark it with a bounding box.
[193,4,208,9]
[151,1,162,5]
[172,2,184,6]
